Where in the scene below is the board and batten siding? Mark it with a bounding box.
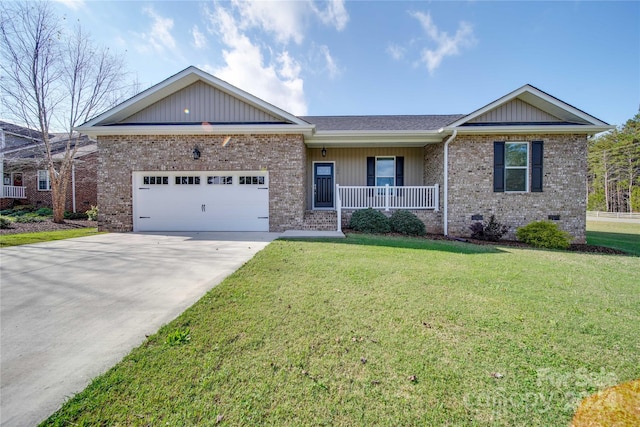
[469,98,562,123]
[121,81,285,124]
[307,147,424,208]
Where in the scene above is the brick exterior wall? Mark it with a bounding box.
[96,134,307,232]
[1,154,97,212]
[447,134,588,243]
[423,142,445,234]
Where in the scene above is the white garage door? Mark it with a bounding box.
[132,171,269,231]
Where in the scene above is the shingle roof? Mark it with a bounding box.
[298,115,465,132]
[0,121,55,139]
[2,132,95,159]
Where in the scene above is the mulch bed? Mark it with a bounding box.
[0,219,96,235]
[0,222,627,255]
[347,230,628,255]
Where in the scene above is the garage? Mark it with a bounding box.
[132,171,269,231]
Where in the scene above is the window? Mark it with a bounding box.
[494,141,543,193]
[175,176,200,185]
[37,170,51,191]
[505,143,528,192]
[375,157,395,187]
[143,176,169,185]
[367,156,404,189]
[239,176,265,185]
[207,176,233,185]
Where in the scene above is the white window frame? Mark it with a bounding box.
[504,142,529,193]
[375,156,395,187]
[37,170,51,191]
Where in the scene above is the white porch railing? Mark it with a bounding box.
[336,184,439,232]
[2,185,27,199]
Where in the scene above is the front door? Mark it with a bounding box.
[314,163,334,209]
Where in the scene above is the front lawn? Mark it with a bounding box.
[586,220,640,256]
[0,227,101,247]
[44,235,639,426]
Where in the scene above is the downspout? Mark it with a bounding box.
[442,129,457,236]
[72,163,76,213]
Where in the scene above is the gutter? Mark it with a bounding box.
[441,129,457,236]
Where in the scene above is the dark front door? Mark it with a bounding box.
[314,163,334,208]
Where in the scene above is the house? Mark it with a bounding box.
[0,121,98,213]
[75,66,612,242]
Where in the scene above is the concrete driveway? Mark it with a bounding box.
[0,232,278,426]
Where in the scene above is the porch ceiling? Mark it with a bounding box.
[305,130,445,148]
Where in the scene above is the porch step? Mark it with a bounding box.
[301,210,338,231]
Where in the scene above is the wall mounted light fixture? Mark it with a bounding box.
[193,147,201,160]
[321,146,327,157]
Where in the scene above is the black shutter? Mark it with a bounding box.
[366,157,375,186]
[494,142,505,192]
[531,141,543,192]
[395,156,404,186]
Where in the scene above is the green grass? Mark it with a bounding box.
[0,227,102,247]
[587,220,640,256]
[43,234,639,426]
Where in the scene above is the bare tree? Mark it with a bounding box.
[1,1,129,222]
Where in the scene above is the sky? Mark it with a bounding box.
[50,0,639,127]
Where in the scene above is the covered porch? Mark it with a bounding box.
[336,184,439,232]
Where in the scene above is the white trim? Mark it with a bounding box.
[443,130,457,236]
[305,130,443,147]
[37,170,51,191]
[444,125,611,135]
[375,156,396,188]
[504,142,529,193]
[76,124,314,138]
[312,161,336,210]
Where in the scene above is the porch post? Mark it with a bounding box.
[434,183,439,211]
[336,184,342,232]
[384,184,390,211]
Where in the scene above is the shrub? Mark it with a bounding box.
[389,210,426,236]
[469,215,509,241]
[86,205,98,221]
[349,208,391,234]
[36,207,53,216]
[13,214,47,223]
[64,211,89,220]
[516,220,572,250]
[0,216,13,229]
[12,205,36,213]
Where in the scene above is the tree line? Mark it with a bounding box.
[587,113,640,213]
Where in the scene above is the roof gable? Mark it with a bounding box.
[76,66,312,136]
[467,98,564,124]
[448,84,610,130]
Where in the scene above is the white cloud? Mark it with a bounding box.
[192,25,207,49]
[224,0,349,44]
[386,43,405,61]
[411,11,476,74]
[319,45,340,78]
[137,7,177,54]
[53,0,85,10]
[206,4,307,115]
[231,0,308,44]
[312,0,349,31]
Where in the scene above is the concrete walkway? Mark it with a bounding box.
[0,232,278,426]
[280,230,345,238]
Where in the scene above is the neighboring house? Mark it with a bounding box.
[0,121,98,212]
[75,66,612,242]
